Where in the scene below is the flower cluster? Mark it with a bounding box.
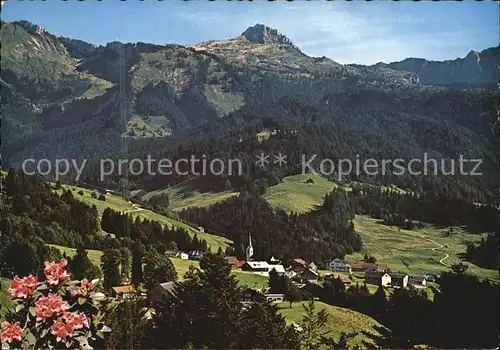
[43,258,70,285]
[69,278,94,297]
[50,312,89,343]
[35,293,70,321]
[1,258,112,349]
[0,322,22,344]
[8,275,38,299]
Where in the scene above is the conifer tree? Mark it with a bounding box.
[101,248,122,290]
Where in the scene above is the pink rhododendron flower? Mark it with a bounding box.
[50,317,73,343]
[63,312,88,330]
[70,278,94,297]
[34,293,69,321]
[0,321,23,343]
[8,275,38,299]
[50,312,88,343]
[44,258,70,285]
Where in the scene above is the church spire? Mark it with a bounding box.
[246,233,254,261]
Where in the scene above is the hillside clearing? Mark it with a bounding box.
[137,184,238,212]
[349,216,498,282]
[49,244,103,266]
[262,174,341,213]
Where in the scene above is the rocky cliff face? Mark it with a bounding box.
[241,23,298,47]
[373,47,499,86]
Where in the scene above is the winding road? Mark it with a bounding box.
[421,235,450,266]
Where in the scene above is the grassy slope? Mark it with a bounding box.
[138,183,239,212]
[349,217,498,282]
[262,175,498,282]
[60,185,232,252]
[277,300,380,348]
[48,244,103,266]
[262,174,341,213]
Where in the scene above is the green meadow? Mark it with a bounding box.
[277,300,381,348]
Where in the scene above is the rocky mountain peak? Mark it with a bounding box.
[241,24,296,47]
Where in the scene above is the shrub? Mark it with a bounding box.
[1,258,115,349]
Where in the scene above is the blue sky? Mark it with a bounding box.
[2,0,498,65]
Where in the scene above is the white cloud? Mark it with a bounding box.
[174,2,495,65]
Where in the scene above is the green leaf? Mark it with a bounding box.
[15,304,25,312]
[24,329,37,346]
[29,306,36,317]
[37,284,48,291]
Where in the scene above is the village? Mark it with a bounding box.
[111,233,434,307]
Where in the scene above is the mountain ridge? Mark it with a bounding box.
[1,19,499,203]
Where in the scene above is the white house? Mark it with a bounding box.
[265,293,284,303]
[176,252,189,260]
[308,262,318,271]
[241,261,285,277]
[329,258,352,273]
[389,272,409,288]
[409,276,427,287]
[365,270,391,287]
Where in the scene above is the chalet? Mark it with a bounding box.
[268,256,281,265]
[409,276,427,287]
[364,270,391,286]
[325,273,352,286]
[265,293,284,303]
[291,258,308,273]
[226,256,245,268]
[112,285,136,299]
[389,272,409,288]
[164,250,178,257]
[147,281,178,306]
[328,258,352,273]
[338,275,352,286]
[241,261,285,277]
[176,252,189,260]
[351,263,388,272]
[299,268,319,284]
[241,288,265,302]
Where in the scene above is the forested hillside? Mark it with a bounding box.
[0,170,213,281]
[2,21,499,208]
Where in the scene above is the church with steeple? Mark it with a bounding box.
[245,233,254,261]
[241,233,286,277]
